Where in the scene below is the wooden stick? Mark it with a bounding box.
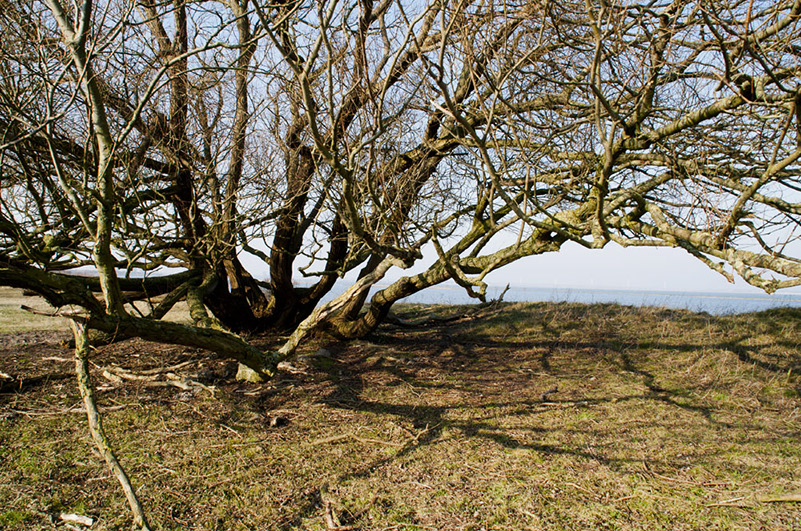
[758,493,801,503]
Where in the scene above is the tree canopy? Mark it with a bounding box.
[1,0,800,379]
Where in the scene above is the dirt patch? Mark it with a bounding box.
[1,301,800,530]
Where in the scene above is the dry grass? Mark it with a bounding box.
[0,287,191,334]
[0,287,69,333]
[1,290,800,530]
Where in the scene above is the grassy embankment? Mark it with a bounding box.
[0,286,800,530]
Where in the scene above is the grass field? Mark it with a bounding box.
[0,287,70,333]
[1,288,800,530]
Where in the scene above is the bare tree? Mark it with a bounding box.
[0,0,800,374]
[2,0,800,526]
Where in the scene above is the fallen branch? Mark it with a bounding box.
[99,364,216,396]
[138,360,197,375]
[101,360,197,379]
[758,493,801,503]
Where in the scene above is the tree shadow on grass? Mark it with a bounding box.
[617,350,721,426]
[276,304,801,528]
[0,373,73,395]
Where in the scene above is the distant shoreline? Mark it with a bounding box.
[308,283,801,315]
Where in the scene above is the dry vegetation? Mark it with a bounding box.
[1,288,800,530]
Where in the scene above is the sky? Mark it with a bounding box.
[370,241,801,295]
[483,243,761,293]
[239,228,801,296]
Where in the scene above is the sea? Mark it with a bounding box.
[320,283,801,316]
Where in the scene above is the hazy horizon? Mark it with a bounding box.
[365,241,801,295]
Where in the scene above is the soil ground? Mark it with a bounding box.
[1,287,800,530]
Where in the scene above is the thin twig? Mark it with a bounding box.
[758,493,801,503]
[351,435,404,447]
[310,432,404,448]
[566,482,598,498]
[706,496,747,507]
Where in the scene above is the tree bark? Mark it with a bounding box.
[71,321,151,531]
